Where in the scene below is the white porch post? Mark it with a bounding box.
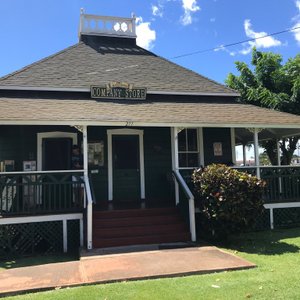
[83,125,93,250]
[277,139,283,194]
[276,139,281,166]
[243,144,247,166]
[171,127,179,205]
[253,128,260,178]
[230,128,236,165]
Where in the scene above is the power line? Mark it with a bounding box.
[171,25,300,59]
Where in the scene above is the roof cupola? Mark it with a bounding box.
[79,9,137,41]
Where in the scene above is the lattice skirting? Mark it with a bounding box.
[273,207,300,228]
[253,209,270,231]
[196,207,300,234]
[0,220,80,259]
[242,208,300,231]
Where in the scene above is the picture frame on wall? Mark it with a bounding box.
[88,142,104,166]
[213,142,223,156]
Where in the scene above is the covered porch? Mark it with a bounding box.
[1,122,300,252]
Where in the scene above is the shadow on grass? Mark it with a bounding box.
[0,253,79,271]
[223,227,300,255]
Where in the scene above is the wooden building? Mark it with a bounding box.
[1,12,300,255]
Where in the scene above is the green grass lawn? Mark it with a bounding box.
[4,227,300,300]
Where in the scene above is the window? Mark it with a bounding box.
[178,129,199,168]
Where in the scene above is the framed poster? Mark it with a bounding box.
[213,142,223,156]
[88,142,104,166]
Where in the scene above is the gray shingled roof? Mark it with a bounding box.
[1,96,300,128]
[0,36,237,95]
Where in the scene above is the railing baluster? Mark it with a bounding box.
[234,166,300,204]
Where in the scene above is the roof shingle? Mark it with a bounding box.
[0,36,237,95]
[0,96,299,128]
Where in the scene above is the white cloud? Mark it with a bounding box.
[180,0,200,25]
[214,45,236,56]
[136,17,156,50]
[293,22,300,45]
[152,4,163,17]
[292,1,300,45]
[240,19,282,55]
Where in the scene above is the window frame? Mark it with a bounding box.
[178,128,201,169]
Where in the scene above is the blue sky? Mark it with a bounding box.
[0,0,299,84]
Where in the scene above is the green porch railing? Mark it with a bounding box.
[179,166,300,204]
[0,170,85,216]
[235,166,300,203]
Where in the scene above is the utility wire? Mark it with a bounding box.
[171,25,300,59]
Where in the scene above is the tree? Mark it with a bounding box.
[226,48,300,165]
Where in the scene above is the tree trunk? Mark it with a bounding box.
[280,137,299,165]
[262,137,299,165]
[263,140,278,165]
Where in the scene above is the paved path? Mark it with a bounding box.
[0,246,255,296]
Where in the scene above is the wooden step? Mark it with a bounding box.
[92,206,190,248]
[93,232,191,249]
[93,207,178,219]
[93,223,187,238]
[93,214,182,228]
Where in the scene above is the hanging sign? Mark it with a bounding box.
[91,82,147,100]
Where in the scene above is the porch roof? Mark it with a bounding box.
[1,96,300,129]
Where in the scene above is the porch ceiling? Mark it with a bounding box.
[1,97,300,129]
[235,128,300,144]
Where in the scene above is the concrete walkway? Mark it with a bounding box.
[0,246,255,296]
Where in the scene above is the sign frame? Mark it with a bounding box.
[90,82,147,100]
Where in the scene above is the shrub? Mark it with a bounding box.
[192,164,266,240]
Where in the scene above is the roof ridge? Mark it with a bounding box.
[0,43,82,83]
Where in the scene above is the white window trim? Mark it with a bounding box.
[178,128,202,169]
[37,131,78,171]
[107,128,145,201]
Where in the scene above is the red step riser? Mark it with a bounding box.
[93,233,191,249]
[93,207,178,219]
[93,215,182,228]
[93,224,187,238]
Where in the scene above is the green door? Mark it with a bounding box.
[112,135,140,201]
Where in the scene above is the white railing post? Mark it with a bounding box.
[173,170,196,242]
[131,12,136,36]
[83,125,93,250]
[269,208,274,230]
[189,198,197,242]
[253,128,261,179]
[62,219,68,253]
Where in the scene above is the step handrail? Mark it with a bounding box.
[172,170,196,242]
[84,174,93,250]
